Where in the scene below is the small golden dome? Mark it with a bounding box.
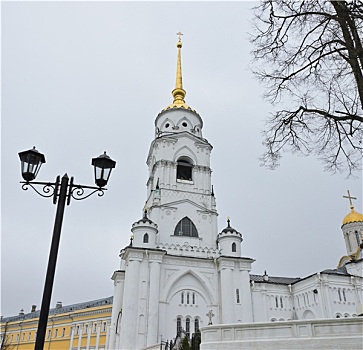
[342,207,363,225]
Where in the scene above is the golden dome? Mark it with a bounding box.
[342,207,363,225]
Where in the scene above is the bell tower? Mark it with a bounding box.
[109,35,253,350]
[144,34,218,251]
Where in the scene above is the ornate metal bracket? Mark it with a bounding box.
[67,177,105,205]
[20,176,105,206]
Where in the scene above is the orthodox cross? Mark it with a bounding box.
[206,310,214,325]
[343,190,357,209]
[177,31,183,41]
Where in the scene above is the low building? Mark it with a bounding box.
[1,297,112,350]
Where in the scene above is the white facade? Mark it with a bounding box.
[108,39,363,350]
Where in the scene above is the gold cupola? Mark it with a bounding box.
[342,208,363,226]
[342,190,363,226]
[162,33,196,113]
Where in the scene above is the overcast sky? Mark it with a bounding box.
[2,1,362,317]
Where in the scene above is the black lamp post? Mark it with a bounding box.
[18,147,116,350]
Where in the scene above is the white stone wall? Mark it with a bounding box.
[200,318,363,350]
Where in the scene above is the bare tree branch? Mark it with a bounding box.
[250,0,363,175]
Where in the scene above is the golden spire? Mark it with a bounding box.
[172,32,186,105]
[160,33,197,114]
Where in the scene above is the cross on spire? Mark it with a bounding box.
[343,190,357,209]
[177,31,183,41]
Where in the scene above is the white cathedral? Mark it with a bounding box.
[108,37,363,350]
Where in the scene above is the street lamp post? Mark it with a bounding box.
[18,147,116,350]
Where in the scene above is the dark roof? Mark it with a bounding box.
[320,266,350,276]
[134,210,154,225]
[250,274,301,285]
[2,296,113,323]
[221,219,238,234]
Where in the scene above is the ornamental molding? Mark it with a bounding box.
[163,256,214,268]
[126,250,144,261]
[218,260,235,270]
[239,261,252,270]
[149,252,165,262]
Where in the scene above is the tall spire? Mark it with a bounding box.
[172,32,186,105]
[160,33,197,114]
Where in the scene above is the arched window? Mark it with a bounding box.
[177,317,182,335]
[143,233,149,243]
[232,242,236,252]
[187,292,190,304]
[174,217,198,237]
[186,318,190,338]
[176,157,193,181]
[194,318,199,332]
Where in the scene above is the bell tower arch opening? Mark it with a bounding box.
[176,156,193,181]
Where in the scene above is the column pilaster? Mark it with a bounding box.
[119,250,143,350]
[146,252,164,346]
[218,258,235,323]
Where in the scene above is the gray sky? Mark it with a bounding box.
[2,1,362,317]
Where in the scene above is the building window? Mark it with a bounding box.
[187,292,190,304]
[280,297,283,308]
[236,289,240,303]
[143,233,149,243]
[102,322,106,332]
[181,292,184,304]
[338,288,342,301]
[174,217,198,237]
[55,329,58,337]
[85,324,88,334]
[192,292,196,305]
[76,326,79,335]
[194,318,199,333]
[232,242,236,252]
[28,333,31,340]
[275,296,279,308]
[177,317,182,336]
[355,231,360,245]
[62,328,65,337]
[176,158,193,181]
[343,289,347,302]
[186,318,190,338]
[93,323,97,333]
[346,233,352,251]
[47,330,51,339]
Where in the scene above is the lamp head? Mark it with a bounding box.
[91,151,116,188]
[18,146,46,181]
